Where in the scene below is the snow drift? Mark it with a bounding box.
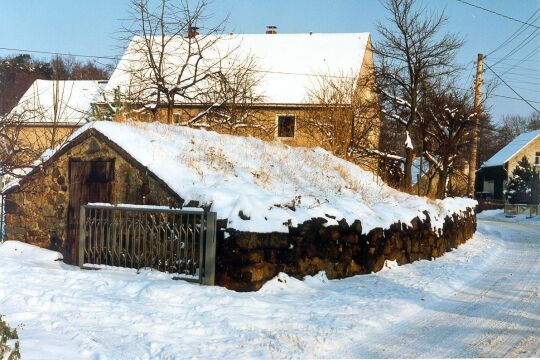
[10,121,476,233]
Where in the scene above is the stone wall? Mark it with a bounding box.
[4,134,181,250]
[215,209,476,291]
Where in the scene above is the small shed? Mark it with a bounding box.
[2,125,183,263]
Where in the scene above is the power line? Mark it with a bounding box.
[456,86,540,104]
[0,46,120,61]
[2,43,539,108]
[489,30,540,67]
[500,45,540,76]
[0,44,357,80]
[487,57,539,63]
[455,0,540,29]
[487,9,540,56]
[495,65,540,74]
[484,61,540,113]
[491,93,540,104]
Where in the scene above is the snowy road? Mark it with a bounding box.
[0,214,539,359]
[352,219,540,358]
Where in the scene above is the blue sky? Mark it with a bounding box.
[0,0,538,121]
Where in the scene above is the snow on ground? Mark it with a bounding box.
[3,218,538,359]
[5,121,476,234]
[478,208,540,225]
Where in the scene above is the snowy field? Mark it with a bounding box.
[0,217,539,359]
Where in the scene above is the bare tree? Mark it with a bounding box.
[373,0,464,192]
[301,71,381,171]
[181,54,270,136]
[0,110,32,178]
[0,79,91,180]
[119,0,264,129]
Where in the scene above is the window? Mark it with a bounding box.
[277,115,295,138]
[173,113,181,124]
[535,152,540,167]
[483,180,495,195]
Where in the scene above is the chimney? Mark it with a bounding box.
[188,26,199,38]
[266,25,277,35]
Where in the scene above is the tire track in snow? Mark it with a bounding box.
[348,220,540,358]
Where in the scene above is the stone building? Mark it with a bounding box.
[5,31,380,173]
[2,124,182,263]
[93,30,381,164]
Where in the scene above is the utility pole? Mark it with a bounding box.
[467,53,484,198]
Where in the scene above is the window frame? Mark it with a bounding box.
[276,114,296,139]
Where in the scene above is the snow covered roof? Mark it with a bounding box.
[4,121,475,234]
[481,130,540,168]
[105,33,370,105]
[8,80,107,125]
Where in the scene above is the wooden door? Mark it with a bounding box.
[66,160,114,264]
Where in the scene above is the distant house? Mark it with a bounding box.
[5,79,107,159]
[476,130,540,200]
[93,29,380,161]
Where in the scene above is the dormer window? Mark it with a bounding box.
[277,115,295,138]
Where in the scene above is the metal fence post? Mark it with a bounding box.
[78,206,86,268]
[203,211,217,286]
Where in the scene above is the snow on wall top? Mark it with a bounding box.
[481,130,540,168]
[12,120,473,234]
[105,33,370,105]
[8,80,107,125]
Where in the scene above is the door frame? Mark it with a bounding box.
[66,158,115,264]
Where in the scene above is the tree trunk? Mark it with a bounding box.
[167,103,173,124]
[402,85,418,193]
[436,171,448,199]
[403,147,413,192]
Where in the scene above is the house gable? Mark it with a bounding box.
[4,127,183,205]
[3,130,183,248]
[481,130,540,169]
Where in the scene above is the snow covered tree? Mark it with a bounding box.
[419,86,476,198]
[373,0,463,192]
[505,156,540,204]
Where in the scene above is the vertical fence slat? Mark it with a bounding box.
[203,211,216,286]
[78,206,86,267]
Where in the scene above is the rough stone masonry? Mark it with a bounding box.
[216,209,477,291]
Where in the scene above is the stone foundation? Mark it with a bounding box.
[216,208,476,291]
